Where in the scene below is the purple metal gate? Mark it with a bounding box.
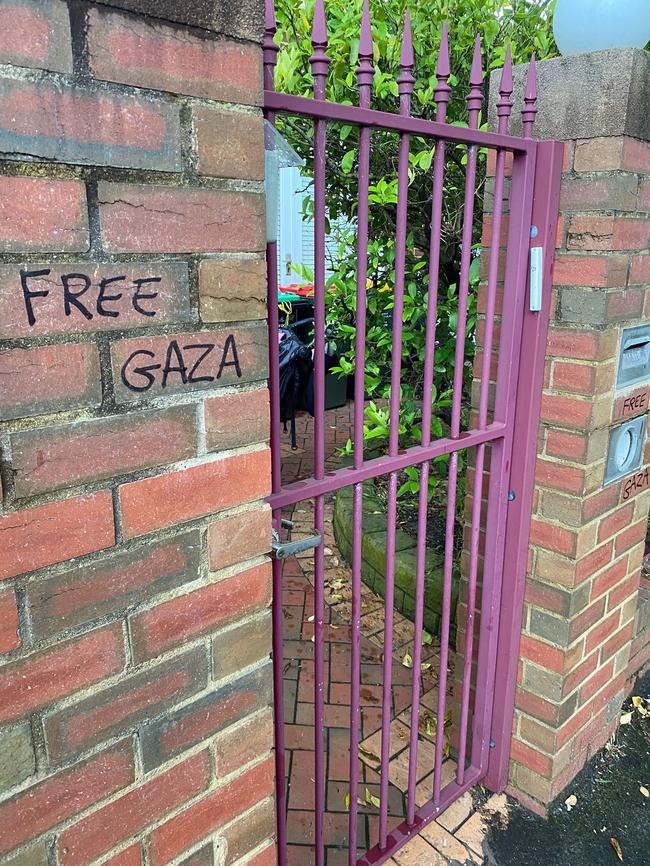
[264,2,562,864]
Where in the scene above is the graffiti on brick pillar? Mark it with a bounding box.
[622,467,650,501]
[120,336,242,393]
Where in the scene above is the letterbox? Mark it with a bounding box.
[616,325,650,389]
[604,415,647,484]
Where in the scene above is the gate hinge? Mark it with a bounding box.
[271,526,322,560]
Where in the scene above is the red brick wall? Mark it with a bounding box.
[0,2,274,865]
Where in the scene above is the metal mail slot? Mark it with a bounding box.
[617,325,650,388]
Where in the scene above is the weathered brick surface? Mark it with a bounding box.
[2,841,50,866]
[0,0,72,72]
[204,388,269,451]
[0,176,89,252]
[0,343,101,421]
[213,708,274,777]
[87,8,262,104]
[102,846,143,866]
[110,325,267,403]
[27,532,201,639]
[0,78,181,171]
[222,798,275,865]
[119,449,270,538]
[11,407,197,497]
[207,504,271,571]
[0,587,20,654]
[0,723,35,791]
[194,107,264,179]
[199,258,266,322]
[98,182,265,253]
[0,263,191,339]
[0,492,115,581]
[213,612,272,680]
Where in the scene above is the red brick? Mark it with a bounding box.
[148,757,274,866]
[546,328,612,361]
[529,519,577,556]
[540,394,593,431]
[607,572,640,611]
[244,844,276,866]
[12,407,197,497]
[102,846,142,866]
[556,697,595,748]
[552,255,627,288]
[622,137,650,172]
[57,751,211,866]
[214,708,274,777]
[119,449,270,539]
[205,388,269,452]
[110,326,268,403]
[0,492,115,581]
[591,556,629,600]
[44,647,209,762]
[221,798,274,865]
[612,387,649,421]
[0,176,88,252]
[560,175,638,212]
[0,263,190,339]
[630,255,650,285]
[606,289,644,322]
[566,215,614,251]
[0,78,181,171]
[597,503,634,544]
[194,106,264,180]
[213,612,271,680]
[568,598,606,642]
[551,360,597,395]
[611,217,650,251]
[583,484,622,521]
[130,561,271,660]
[519,635,566,674]
[580,659,614,701]
[515,688,559,725]
[615,517,647,557]
[640,179,650,212]
[573,137,623,172]
[524,580,573,617]
[545,429,588,461]
[28,532,200,639]
[98,182,264,253]
[510,737,553,777]
[0,743,134,856]
[601,619,635,662]
[199,257,266,323]
[585,609,620,654]
[0,624,125,725]
[563,651,599,695]
[575,542,613,583]
[87,8,262,106]
[0,587,20,654]
[0,0,72,72]
[535,458,585,494]
[208,505,271,571]
[0,342,101,421]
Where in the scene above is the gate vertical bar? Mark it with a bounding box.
[378,12,414,849]
[310,3,330,865]
[485,135,563,791]
[349,1,373,861]
[263,4,287,865]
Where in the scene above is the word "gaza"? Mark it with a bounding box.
[120,336,241,393]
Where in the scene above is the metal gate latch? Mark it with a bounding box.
[271,522,322,560]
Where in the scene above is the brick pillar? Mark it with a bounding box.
[482,48,650,814]
[0,2,275,865]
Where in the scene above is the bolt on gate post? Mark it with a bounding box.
[264,2,562,863]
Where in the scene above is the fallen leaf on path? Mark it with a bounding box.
[640,786,649,798]
[564,794,577,811]
[358,746,381,764]
[365,788,381,808]
[620,712,633,725]
[402,652,413,668]
[610,837,623,862]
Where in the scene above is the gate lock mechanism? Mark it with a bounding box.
[271,519,322,560]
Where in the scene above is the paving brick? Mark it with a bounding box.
[0,78,181,171]
[0,492,115,581]
[0,743,134,857]
[0,723,35,792]
[110,325,267,403]
[119,449,270,539]
[0,0,72,72]
[98,182,265,253]
[0,624,125,725]
[208,504,271,571]
[213,612,271,680]
[204,388,269,451]
[0,263,190,339]
[45,647,209,762]
[0,587,20,654]
[199,257,266,323]
[27,532,199,639]
[11,407,197,496]
[0,176,88,252]
[87,8,262,105]
[57,750,210,866]
[148,757,274,866]
[131,561,271,661]
[194,107,264,180]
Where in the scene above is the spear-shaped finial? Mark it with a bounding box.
[466,34,483,129]
[357,0,374,108]
[496,44,514,134]
[263,0,279,90]
[521,52,538,138]
[434,22,451,122]
[310,0,331,99]
[397,9,415,114]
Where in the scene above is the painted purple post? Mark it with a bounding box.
[309,3,330,864]
[263,4,288,864]
[349,2,373,861]
[378,11,414,850]
[521,54,538,139]
[454,37,487,786]
[406,21,451,826]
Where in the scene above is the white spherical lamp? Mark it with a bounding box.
[553,0,650,55]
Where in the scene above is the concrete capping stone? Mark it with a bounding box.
[89,0,264,42]
[488,48,650,142]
